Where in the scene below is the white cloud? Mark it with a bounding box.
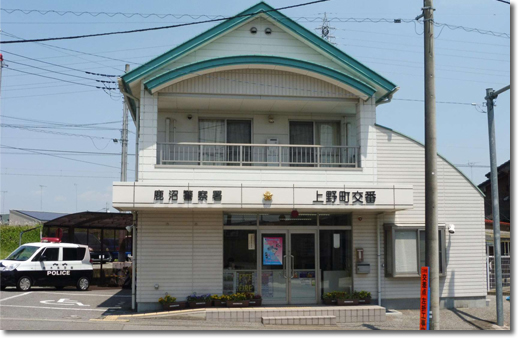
[54,195,67,202]
[79,189,111,203]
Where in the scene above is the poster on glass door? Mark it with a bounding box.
[263,237,283,265]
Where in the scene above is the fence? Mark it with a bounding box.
[157,142,360,168]
[487,255,511,291]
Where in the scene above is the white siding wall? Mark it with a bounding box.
[142,17,356,85]
[371,126,486,300]
[136,211,223,303]
[160,69,356,98]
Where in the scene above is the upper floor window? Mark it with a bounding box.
[289,121,340,146]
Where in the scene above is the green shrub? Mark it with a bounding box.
[0,225,42,259]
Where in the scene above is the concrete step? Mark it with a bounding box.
[262,316,336,326]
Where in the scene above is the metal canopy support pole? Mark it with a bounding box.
[422,0,440,330]
[485,85,509,327]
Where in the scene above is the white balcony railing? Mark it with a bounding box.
[157,142,360,168]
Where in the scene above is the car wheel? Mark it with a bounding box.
[17,276,32,291]
[77,277,90,291]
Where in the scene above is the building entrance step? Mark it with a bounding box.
[262,315,336,326]
[206,305,386,324]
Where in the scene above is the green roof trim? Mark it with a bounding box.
[122,1,397,98]
[143,55,376,97]
[375,124,485,197]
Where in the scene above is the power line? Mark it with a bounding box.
[0,144,122,169]
[0,146,134,156]
[1,173,121,179]
[0,114,121,126]
[5,68,117,89]
[0,31,127,71]
[0,1,331,44]
[0,89,99,99]
[1,123,118,140]
[4,59,117,82]
[496,0,510,4]
[1,50,118,77]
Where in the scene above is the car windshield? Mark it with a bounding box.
[5,246,40,261]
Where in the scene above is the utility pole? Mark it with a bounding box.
[39,185,47,211]
[0,53,4,97]
[417,0,440,330]
[121,64,130,182]
[485,84,510,327]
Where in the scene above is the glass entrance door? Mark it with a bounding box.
[260,231,317,305]
[289,232,317,304]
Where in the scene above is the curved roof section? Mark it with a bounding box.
[44,211,133,229]
[121,2,396,101]
[144,55,376,99]
[376,124,484,197]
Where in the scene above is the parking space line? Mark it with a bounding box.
[0,304,119,312]
[0,292,32,302]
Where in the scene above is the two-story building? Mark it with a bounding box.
[113,2,487,312]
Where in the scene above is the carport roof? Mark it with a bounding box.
[44,211,133,229]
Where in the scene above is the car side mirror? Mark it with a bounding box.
[40,255,47,262]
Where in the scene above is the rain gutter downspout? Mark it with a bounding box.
[118,78,140,311]
[376,212,385,306]
[376,87,400,106]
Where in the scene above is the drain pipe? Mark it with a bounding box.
[376,87,400,106]
[376,213,385,306]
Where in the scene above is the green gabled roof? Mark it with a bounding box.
[144,55,377,98]
[122,1,397,96]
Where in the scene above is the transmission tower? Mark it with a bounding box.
[315,13,336,45]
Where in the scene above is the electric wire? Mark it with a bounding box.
[0,8,509,39]
[1,50,118,77]
[0,123,118,140]
[5,68,118,89]
[0,0,331,44]
[4,59,117,82]
[0,144,122,170]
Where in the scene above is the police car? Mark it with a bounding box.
[0,242,93,291]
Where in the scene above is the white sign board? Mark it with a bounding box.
[113,182,413,211]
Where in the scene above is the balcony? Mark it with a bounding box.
[156,143,360,168]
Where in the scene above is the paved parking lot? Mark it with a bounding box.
[0,287,131,330]
[0,289,510,331]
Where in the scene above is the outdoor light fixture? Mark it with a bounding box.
[250,27,258,34]
[154,284,159,290]
[268,115,274,123]
[125,225,133,232]
[265,27,272,35]
[187,114,193,120]
[448,224,456,234]
[291,210,299,218]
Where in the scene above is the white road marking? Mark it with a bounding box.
[0,304,119,312]
[32,291,131,298]
[41,298,90,307]
[0,292,32,302]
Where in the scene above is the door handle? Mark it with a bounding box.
[283,255,287,278]
[53,263,58,266]
[291,255,295,278]
[63,263,68,266]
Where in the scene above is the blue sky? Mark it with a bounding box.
[0,0,510,214]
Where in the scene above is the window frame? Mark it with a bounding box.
[384,224,446,278]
